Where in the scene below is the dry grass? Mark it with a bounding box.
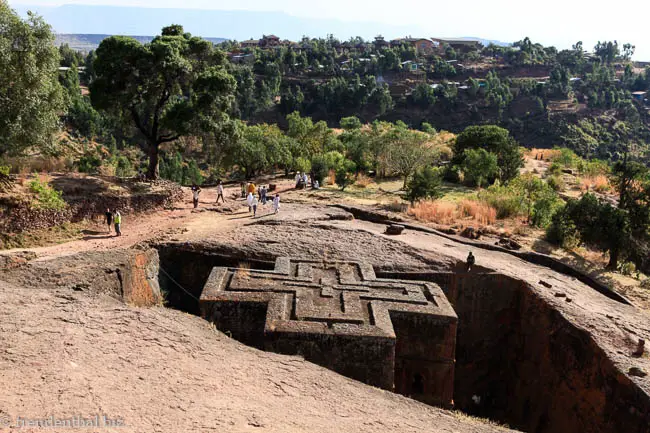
[4,156,71,174]
[459,199,497,225]
[327,169,336,186]
[527,148,561,161]
[409,201,457,225]
[354,173,373,188]
[579,175,610,192]
[383,199,408,213]
[98,164,116,177]
[408,199,497,226]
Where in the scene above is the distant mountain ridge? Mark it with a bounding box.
[54,34,226,52]
[15,4,511,48]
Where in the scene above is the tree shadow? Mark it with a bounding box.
[531,239,555,255]
[82,235,116,241]
[81,229,107,236]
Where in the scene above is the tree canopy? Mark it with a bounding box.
[0,1,64,158]
[454,125,524,182]
[90,25,237,178]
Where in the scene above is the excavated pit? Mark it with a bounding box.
[156,244,650,433]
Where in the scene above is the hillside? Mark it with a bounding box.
[54,33,226,52]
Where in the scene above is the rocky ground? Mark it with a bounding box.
[1,181,649,432]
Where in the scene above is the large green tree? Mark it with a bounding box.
[0,1,64,158]
[90,25,237,179]
[454,125,524,182]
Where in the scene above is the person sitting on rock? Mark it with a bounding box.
[466,251,475,272]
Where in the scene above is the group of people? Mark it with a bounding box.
[190,180,280,217]
[245,182,280,217]
[104,208,122,236]
[294,172,319,190]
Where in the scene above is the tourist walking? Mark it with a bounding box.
[466,251,475,272]
[252,195,258,217]
[260,186,267,205]
[272,194,280,214]
[247,192,254,213]
[191,184,201,209]
[113,210,122,237]
[216,181,225,204]
[105,208,113,234]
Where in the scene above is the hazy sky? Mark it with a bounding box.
[9,0,650,59]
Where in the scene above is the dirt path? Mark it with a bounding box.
[0,184,249,260]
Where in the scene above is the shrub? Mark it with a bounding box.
[311,151,345,185]
[531,195,563,228]
[310,154,329,185]
[479,184,523,219]
[115,156,134,178]
[335,160,357,191]
[580,175,610,192]
[355,173,373,188]
[77,152,101,173]
[547,175,565,192]
[578,159,610,177]
[28,177,66,210]
[619,261,637,276]
[404,166,442,204]
[546,205,579,248]
[553,148,580,168]
[548,162,563,176]
[461,148,498,187]
[183,160,204,186]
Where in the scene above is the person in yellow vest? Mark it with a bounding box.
[113,210,122,237]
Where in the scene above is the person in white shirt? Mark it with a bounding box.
[246,192,254,213]
[302,172,309,188]
[272,194,280,214]
[216,180,225,203]
[252,195,259,217]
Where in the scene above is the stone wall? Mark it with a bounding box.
[379,270,650,433]
[0,182,182,234]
